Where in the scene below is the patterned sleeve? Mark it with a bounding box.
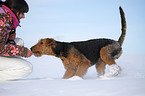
[0,13,28,57]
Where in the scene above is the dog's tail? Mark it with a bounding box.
[118,6,127,46]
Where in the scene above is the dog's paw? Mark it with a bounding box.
[104,64,121,77]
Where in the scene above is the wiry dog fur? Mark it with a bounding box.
[31,7,126,79]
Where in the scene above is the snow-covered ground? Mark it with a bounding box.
[0,54,145,96]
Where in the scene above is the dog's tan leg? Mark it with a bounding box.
[95,58,106,76]
[63,67,76,79]
[100,44,122,77]
[75,63,90,78]
[62,47,91,78]
[62,59,76,79]
[63,57,90,78]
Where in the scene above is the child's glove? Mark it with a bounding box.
[26,49,33,58]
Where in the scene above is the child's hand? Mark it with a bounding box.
[26,49,33,58]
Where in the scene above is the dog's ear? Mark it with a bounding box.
[46,38,55,46]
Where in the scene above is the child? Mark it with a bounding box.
[0,0,32,81]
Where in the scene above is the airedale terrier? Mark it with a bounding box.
[31,7,126,79]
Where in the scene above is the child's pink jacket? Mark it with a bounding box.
[0,5,29,57]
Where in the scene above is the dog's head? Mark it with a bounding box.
[31,38,55,57]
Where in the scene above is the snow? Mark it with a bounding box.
[0,54,145,96]
[67,76,83,80]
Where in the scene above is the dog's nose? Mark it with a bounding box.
[30,47,33,51]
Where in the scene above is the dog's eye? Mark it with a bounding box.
[40,42,43,44]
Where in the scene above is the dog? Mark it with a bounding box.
[31,7,126,79]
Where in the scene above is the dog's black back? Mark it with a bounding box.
[53,39,118,65]
[71,39,117,65]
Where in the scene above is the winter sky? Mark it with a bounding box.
[16,0,145,55]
